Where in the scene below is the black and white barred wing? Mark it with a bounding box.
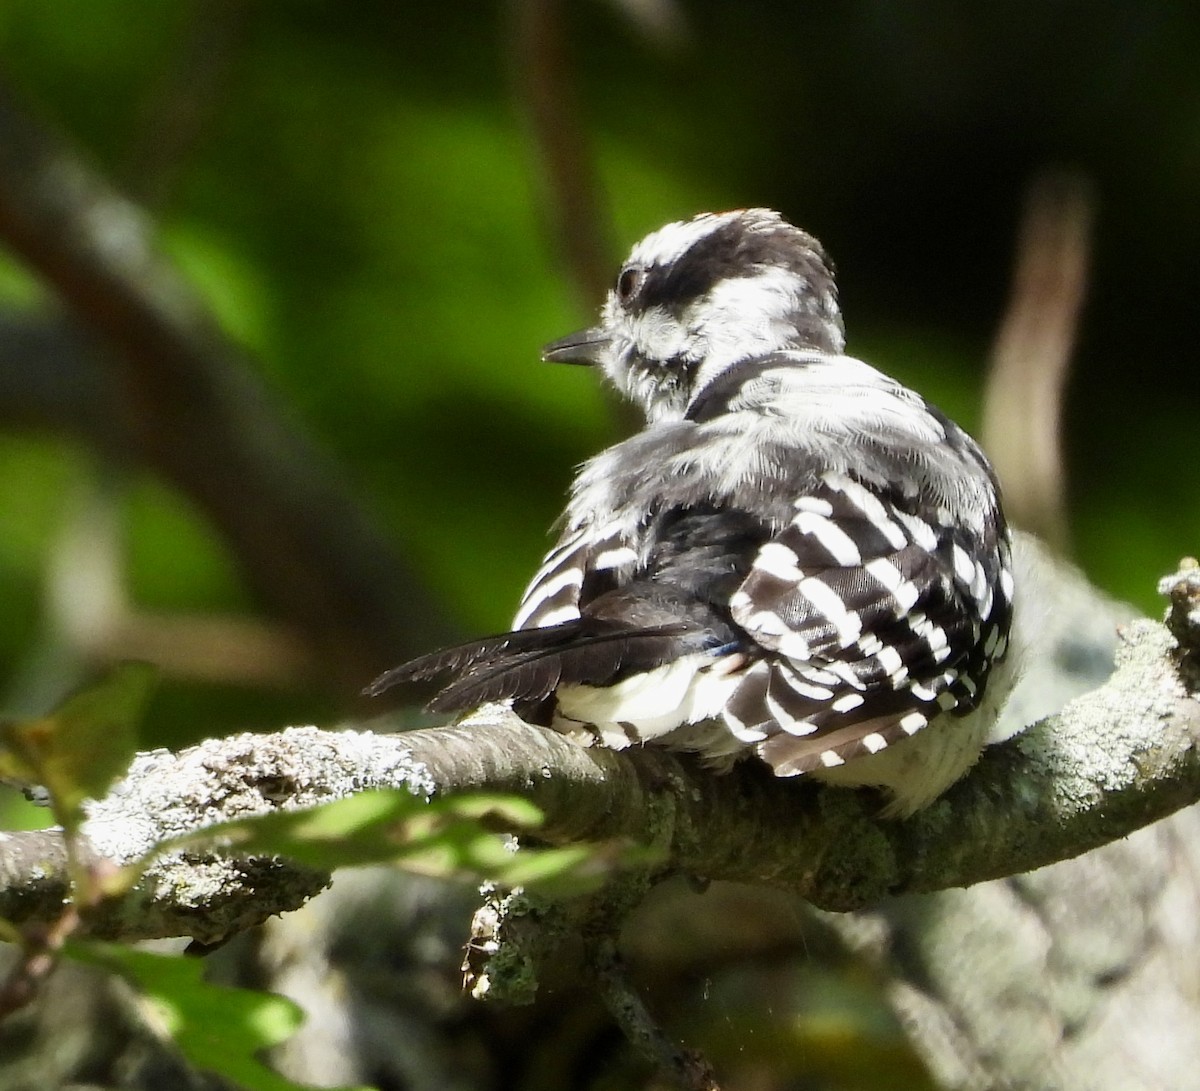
[511,521,635,631]
[724,472,1012,776]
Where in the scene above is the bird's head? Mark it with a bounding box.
[543,209,845,422]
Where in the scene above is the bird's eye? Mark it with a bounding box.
[615,266,644,303]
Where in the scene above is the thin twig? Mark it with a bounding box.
[0,827,117,1019]
[509,0,614,307]
[0,904,80,1020]
[982,170,1094,551]
[589,935,721,1091]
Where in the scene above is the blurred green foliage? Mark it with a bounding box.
[0,661,152,835]
[0,0,1197,753]
[67,941,338,1091]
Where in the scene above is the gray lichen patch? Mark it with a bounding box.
[1015,620,1187,808]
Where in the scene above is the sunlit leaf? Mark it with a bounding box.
[0,721,37,788]
[67,941,368,1091]
[160,789,651,894]
[0,662,156,832]
[167,789,533,868]
[495,839,664,895]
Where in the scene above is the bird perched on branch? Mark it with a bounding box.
[368,209,1022,816]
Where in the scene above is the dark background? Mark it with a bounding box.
[0,1,1195,748]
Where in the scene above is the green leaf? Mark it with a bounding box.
[66,940,367,1091]
[170,789,540,871]
[166,789,654,894]
[0,662,157,832]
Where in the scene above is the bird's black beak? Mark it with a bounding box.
[541,327,609,366]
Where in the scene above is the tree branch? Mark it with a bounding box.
[0,562,1194,943]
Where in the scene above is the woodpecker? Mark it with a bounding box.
[368,209,1019,815]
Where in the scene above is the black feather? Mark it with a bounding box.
[427,621,692,712]
[368,505,760,715]
[365,613,695,706]
[362,622,585,697]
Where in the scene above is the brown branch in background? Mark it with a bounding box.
[509,0,690,305]
[4,3,310,691]
[982,170,1094,552]
[509,0,615,307]
[0,75,452,687]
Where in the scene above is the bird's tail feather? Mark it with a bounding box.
[363,622,581,697]
[427,623,689,711]
[365,620,692,709]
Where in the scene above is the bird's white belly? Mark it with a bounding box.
[552,652,745,750]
